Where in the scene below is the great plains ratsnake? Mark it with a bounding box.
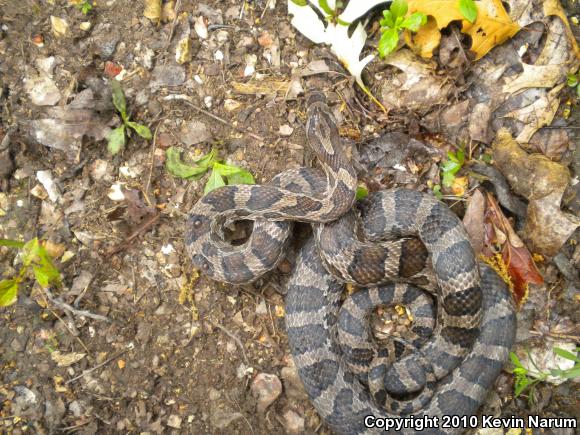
[185,92,516,434]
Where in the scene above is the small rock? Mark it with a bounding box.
[255,300,268,316]
[91,24,120,59]
[69,400,85,417]
[224,99,241,111]
[90,159,110,181]
[258,32,273,48]
[251,373,282,413]
[70,271,94,295]
[210,408,243,429]
[50,16,69,37]
[283,409,305,434]
[167,414,182,429]
[281,363,308,400]
[178,120,211,146]
[24,74,61,106]
[150,65,186,88]
[279,125,294,137]
[10,337,27,352]
[208,388,221,401]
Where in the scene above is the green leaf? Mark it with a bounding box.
[0,279,18,307]
[458,0,477,23]
[290,0,308,6]
[559,366,580,379]
[513,367,527,375]
[32,266,50,288]
[226,170,255,185]
[107,125,126,155]
[401,12,427,32]
[165,147,209,180]
[212,162,244,177]
[509,352,524,369]
[110,80,127,119]
[126,121,152,139]
[378,28,400,58]
[571,74,580,87]
[318,0,335,16]
[355,186,369,200]
[553,347,580,363]
[195,149,218,168]
[514,376,530,396]
[390,0,408,19]
[0,239,25,249]
[204,170,226,194]
[35,245,60,284]
[380,10,394,28]
[22,238,41,268]
[432,184,443,200]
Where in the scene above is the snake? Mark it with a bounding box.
[185,92,516,434]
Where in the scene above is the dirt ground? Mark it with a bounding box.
[0,1,579,434]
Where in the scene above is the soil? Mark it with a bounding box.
[0,1,578,434]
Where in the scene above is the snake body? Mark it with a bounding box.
[185,93,516,434]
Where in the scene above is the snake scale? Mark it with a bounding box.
[186,92,516,434]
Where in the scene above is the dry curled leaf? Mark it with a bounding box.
[492,129,579,256]
[503,84,564,143]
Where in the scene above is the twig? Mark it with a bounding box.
[104,212,161,255]
[44,288,110,323]
[164,0,182,50]
[66,343,134,385]
[209,320,250,365]
[162,94,265,142]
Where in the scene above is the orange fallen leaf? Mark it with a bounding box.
[407,0,520,59]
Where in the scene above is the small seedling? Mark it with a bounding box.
[567,71,580,97]
[166,147,256,194]
[458,0,478,23]
[510,349,580,406]
[0,238,62,307]
[441,148,465,188]
[71,0,94,14]
[107,80,152,155]
[356,185,369,200]
[378,0,427,58]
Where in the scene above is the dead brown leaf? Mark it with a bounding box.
[492,129,579,255]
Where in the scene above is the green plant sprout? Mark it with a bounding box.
[441,148,465,188]
[378,0,427,58]
[510,349,580,406]
[567,71,580,97]
[76,0,94,15]
[166,147,256,194]
[0,238,62,307]
[107,80,152,155]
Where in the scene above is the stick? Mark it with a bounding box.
[209,320,250,365]
[104,212,160,255]
[66,344,133,384]
[162,95,265,142]
[44,288,110,323]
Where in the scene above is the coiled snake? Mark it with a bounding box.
[186,92,516,434]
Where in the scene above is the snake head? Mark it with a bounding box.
[186,214,210,244]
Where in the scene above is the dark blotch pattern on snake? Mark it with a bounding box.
[186,92,516,434]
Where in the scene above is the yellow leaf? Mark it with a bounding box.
[407,0,520,60]
[404,17,440,58]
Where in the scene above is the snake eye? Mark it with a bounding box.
[194,219,202,228]
[202,262,209,270]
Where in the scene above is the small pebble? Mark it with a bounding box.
[251,373,282,413]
